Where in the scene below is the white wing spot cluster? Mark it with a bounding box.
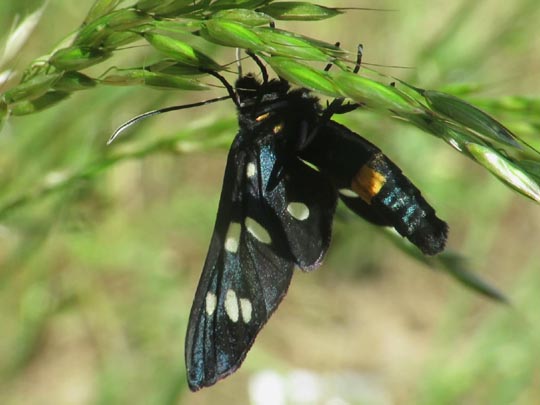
[246,162,257,179]
[224,289,253,323]
[245,217,271,244]
[225,222,241,253]
[205,292,217,316]
[338,188,359,198]
[286,202,310,221]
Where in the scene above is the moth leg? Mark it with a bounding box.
[324,42,341,72]
[323,44,364,118]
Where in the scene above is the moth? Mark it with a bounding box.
[185,62,448,391]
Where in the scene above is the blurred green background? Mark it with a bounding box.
[1,1,540,404]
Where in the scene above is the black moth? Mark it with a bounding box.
[185,64,449,390]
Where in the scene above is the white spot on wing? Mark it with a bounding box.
[245,217,271,244]
[246,162,256,178]
[338,188,358,198]
[240,298,252,323]
[225,289,239,322]
[286,202,310,221]
[205,292,217,316]
[225,222,241,253]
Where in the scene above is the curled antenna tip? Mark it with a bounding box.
[107,112,155,145]
[106,95,232,146]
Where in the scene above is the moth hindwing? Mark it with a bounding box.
[185,74,448,391]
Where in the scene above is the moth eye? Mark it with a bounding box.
[286,202,310,221]
[245,217,272,244]
[246,162,257,179]
[338,188,359,198]
[273,122,284,134]
[225,222,241,253]
[224,289,239,322]
[256,112,270,122]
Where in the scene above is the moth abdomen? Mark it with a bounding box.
[357,153,448,255]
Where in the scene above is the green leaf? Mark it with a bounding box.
[200,19,265,50]
[146,60,204,76]
[423,90,525,150]
[141,74,209,90]
[135,0,167,12]
[0,101,7,130]
[84,0,124,24]
[76,9,152,47]
[259,28,344,56]
[264,56,339,96]
[49,46,111,71]
[53,72,97,92]
[150,19,203,34]
[437,253,508,304]
[102,31,141,49]
[101,69,209,90]
[9,91,70,115]
[142,33,221,70]
[2,74,61,104]
[146,0,211,16]
[519,160,540,183]
[136,0,198,13]
[467,143,540,203]
[334,71,422,114]
[209,0,270,11]
[105,8,153,30]
[383,228,508,303]
[258,2,343,20]
[405,111,489,153]
[255,27,334,61]
[136,0,175,12]
[440,124,485,153]
[212,9,272,26]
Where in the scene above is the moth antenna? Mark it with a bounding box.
[203,69,238,107]
[354,44,364,73]
[236,48,243,78]
[246,51,268,85]
[107,95,231,145]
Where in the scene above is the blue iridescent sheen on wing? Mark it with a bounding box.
[186,75,337,391]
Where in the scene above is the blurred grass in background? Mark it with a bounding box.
[1,0,539,404]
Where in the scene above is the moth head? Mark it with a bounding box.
[235,74,290,108]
